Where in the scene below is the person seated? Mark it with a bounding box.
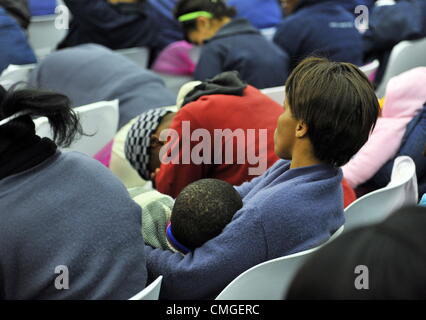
[0,6,36,73]
[274,0,363,71]
[363,0,426,86]
[287,205,426,299]
[364,104,425,198]
[174,0,290,89]
[124,72,358,206]
[132,179,242,254]
[30,44,176,129]
[57,0,182,59]
[125,71,283,198]
[0,0,30,29]
[0,85,148,299]
[144,57,380,300]
[342,68,426,191]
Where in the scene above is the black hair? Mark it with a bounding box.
[174,0,237,35]
[287,206,426,300]
[171,178,243,250]
[285,57,380,167]
[0,85,82,147]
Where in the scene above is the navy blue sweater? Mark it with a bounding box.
[145,160,345,299]
[0,151,147,299]
[195,19,290,89]
[274,0,363,70]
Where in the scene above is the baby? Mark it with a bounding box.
[132,179,243,254]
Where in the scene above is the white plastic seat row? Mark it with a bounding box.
[34,100,119,157]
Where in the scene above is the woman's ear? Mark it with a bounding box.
[295,121,308,138]
[196,16,211,32]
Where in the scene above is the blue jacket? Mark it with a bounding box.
[145,160,345,299]
[274,0,363,70]
[228,0,283,29]
[0,7,36,73]
[28,0,56,16]
[30,44,176,128]
[195,19,290,89]
[58,0,180,54]
[0,151,147,299]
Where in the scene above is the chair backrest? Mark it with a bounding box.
[344,156,418,232]
[215,226,344,300]
[261,86,285,105]
[0,64,36,89]
[359,59,380,82]
[376,38,426,97]
[116,47,150,68]
[129,276,163,300]
[35,100,119,157]
[28,14,68,59]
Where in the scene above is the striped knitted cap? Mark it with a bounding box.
[125,108,172,180]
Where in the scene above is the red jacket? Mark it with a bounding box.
[155,86,282,198]
[155,85,357,207]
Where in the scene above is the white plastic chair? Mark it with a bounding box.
[376,38,426,97]
[0,64,36,89]
[344,156,418,232]
[261,85,285,105]
[28,15,68,59]
[129,276,163,300]
[116,47,150,68]
[360,59,380,81]
[215,226,344,300]
[35,100,119,157]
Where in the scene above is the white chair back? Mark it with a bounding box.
[116,47,150,68]
[0,64,36,89]
[215,226,344,300]
[129,276,163,300]
[376,38,426,97]
[344,156,418,232]
[35,100,119,157]
[28,15,68,59]
[261,86,285,105]
[360,59,380,81]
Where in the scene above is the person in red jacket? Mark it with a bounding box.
[125,71,357,206]
[126,72,282,198]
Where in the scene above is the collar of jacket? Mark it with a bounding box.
[205,18,259,43]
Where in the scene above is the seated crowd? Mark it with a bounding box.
[0,0,425,300]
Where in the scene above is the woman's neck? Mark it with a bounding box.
[290,147,323,170]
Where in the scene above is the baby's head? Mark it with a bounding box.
[167,179,243,253]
